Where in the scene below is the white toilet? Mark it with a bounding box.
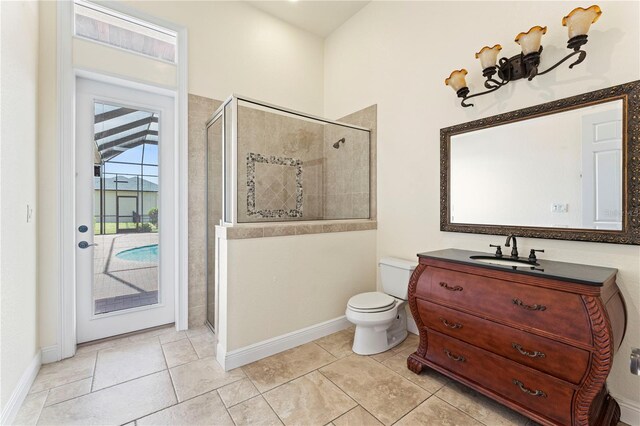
[346,257,416,355]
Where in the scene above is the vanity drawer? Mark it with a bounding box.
[417,266,592,345]
[426,330,574,426]
[417,299,589,384]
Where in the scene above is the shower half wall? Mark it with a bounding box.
[204,96,375,347]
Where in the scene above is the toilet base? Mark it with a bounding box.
[350,304,408,355]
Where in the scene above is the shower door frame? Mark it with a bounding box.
[204,105,227,333]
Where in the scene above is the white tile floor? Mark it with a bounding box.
[13,325,630,426]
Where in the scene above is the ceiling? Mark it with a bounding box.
[246,1,369,38]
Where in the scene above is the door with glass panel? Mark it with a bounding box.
[76,78,175,343]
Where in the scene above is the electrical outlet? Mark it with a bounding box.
[551,203,569,213]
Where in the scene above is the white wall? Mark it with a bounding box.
[37,0,327,352]
[324,0,640,416]
[223,230,376,351]
[37,0,59,360]
[124,1,325,115]
[1,0,40,413]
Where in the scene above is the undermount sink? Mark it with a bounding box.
[470,255,538,268]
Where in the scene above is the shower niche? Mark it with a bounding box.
[205,96,373,330]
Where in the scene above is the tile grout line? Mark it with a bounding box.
[30,389,50,426]
[217,379,258,409]
[127,379,245,425]
[89,350,99,393]
[316,349,432,425]
[433,394,491,425]
[186,333,205,359]
[243,341,419,425]
[325,404,361,425]
[213,388,239,426]
[314,370,365,424]
[255,354,339,394]
[39,369,169,410]
[31,328,178,421]
[159,339,180,404]
[34,374,94,406]
[314,365,388,425]
[243,343,339,395]
[389,393,435,425]
[260,393,287,425]
[127,385,215,425]
[241,343,350,424]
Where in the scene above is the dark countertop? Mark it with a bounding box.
[417,249,617,286]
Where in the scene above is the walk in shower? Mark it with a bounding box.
[205,96,372,330]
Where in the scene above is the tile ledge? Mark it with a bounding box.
[219,220,377,240]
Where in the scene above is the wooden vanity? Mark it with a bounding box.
[407,249,627,426]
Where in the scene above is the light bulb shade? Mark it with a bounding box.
[445,69,468,92]
[562,5,602,38]
[475,45,503,69]
[515,26,547,55]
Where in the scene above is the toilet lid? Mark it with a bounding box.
[348,292,396,312]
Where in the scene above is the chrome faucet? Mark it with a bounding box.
[505,235,518,258]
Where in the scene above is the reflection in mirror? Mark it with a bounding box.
[450,100,622,230]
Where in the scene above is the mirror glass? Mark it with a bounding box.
[450,99,623,230]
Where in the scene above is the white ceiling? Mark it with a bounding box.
[246,1,370,38]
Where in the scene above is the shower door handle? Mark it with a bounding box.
[78,241,98,249]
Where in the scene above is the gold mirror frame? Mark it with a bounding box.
[441,80,640,245]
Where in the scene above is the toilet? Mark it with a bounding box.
[346,257,416,355]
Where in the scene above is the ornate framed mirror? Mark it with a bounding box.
[441,80,640,244]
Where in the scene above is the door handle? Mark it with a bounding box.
[78,241,98,249]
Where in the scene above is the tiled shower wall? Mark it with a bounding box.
[236,103,376,222]
[324,106,376,219]
[188,95,221,327]
[237,105,325,222]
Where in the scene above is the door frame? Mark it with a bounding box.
[56,1,188,360]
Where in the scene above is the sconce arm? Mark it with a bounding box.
[536,49,587,77]
[484,77,508,89]
[460,85,502,107]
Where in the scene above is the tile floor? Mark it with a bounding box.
[12,325,625,426]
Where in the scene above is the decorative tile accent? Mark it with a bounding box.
[247,153,303,219]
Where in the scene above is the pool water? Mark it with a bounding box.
[116,244,158,262]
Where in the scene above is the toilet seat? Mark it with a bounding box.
[347,292,396,313]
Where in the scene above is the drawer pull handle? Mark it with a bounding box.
[440,282,463,292]
[444,349,466,362]
[512,343,546,359]
[512,379,547,397]
[512,298,546,311]
[439,317,463,329]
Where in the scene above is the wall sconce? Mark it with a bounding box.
[446,5,602,107]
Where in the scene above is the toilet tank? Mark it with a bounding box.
[379,257,417,300]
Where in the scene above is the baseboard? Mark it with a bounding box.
[41,345,60,364]
[222,316,351,371]
[612,393,640,425]
[0,351,41,425]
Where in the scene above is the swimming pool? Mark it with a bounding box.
[116,244,158,263]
